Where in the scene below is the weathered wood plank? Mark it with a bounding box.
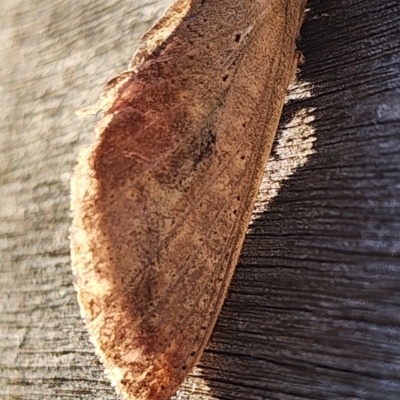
[1,0,400,399]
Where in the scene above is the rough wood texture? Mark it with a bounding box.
[1,1,400,400]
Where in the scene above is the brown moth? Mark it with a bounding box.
[70,1,307,399]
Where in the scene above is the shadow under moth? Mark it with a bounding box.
[70,0,307,399]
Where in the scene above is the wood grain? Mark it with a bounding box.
[1,1,400,400]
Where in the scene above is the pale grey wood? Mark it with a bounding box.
[1,1,400,399]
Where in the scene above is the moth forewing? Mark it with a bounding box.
[70,1,307,399]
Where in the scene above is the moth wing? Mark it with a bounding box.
[71,1,305,399]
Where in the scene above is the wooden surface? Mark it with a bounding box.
[1,1,400,399]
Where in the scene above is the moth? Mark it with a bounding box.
[70,1,307,399]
